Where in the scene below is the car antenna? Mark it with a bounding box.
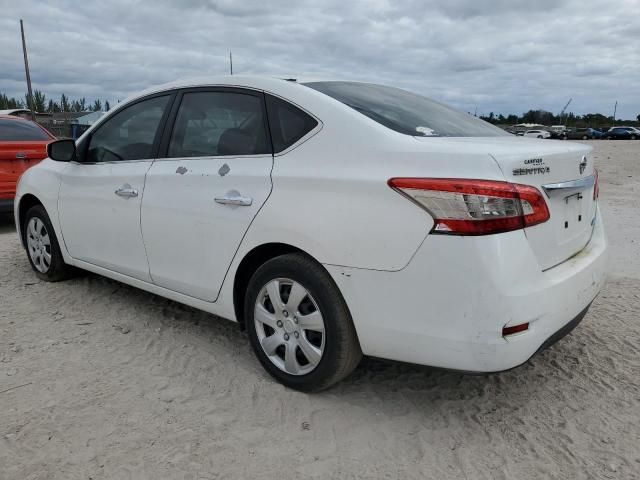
[229,51,233,75]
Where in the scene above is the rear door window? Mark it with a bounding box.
[0,119,50,141]
[167,90,271,157]
[265,95,318,153]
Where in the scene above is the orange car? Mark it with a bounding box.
[0,114,56,213]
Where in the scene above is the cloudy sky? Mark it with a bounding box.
[1,0,639,119]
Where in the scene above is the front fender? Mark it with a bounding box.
[15,159,70,260]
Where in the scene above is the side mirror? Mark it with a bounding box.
[47,139,77,162]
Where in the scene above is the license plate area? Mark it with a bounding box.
[562,192,585,232]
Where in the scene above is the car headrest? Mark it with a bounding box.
[217,128,255,156]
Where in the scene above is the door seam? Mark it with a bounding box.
[213,154,275,303]
[139,160,156,283]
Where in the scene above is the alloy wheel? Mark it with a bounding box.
[26,217,52,273]
[254,278,325,375]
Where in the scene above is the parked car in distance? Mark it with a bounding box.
[14,76,607,391]
[602,127,639,140]
[566,128,603,140]
[523,129,551,139]
[0,115,56,213]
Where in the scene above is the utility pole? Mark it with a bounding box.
[612,101,617,127]
[229,51,233,75]
[20,19,36,121]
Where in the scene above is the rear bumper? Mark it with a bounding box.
[534,302,590,356]
[326,208,607,372]
[0,198,14,214]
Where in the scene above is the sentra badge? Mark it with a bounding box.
[513,158,550,176]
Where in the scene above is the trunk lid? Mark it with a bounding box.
[0,141,50,200]
[414,137,597,270]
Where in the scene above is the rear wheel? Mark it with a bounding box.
[582,135,588,140]
[245,253,361,391]
[24,205,75,282]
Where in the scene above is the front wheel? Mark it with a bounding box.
[632,135,637,140]
[537,135,543,139]
[24,205,75,282]
[245,253,362,391]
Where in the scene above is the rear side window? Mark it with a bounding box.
[265,95,318,153]
[0,119,50,141]
[167,91,270,158]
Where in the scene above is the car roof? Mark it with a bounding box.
[0,109,31,116]
[116,75,415,113]
[120,75,329,103]
[0,114,31,121]
[77,75,427,148]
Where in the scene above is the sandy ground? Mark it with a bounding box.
[1,141,639,480]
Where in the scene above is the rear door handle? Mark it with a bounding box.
[215,191,253,206]
[115,185,139,198]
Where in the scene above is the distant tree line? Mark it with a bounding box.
[2,90,638,127]
[0,91,111,113]
[479,109,640,128]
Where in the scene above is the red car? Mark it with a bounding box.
[0,114,56,213]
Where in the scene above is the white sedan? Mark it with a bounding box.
[15,76,607,391]
[523,129,552,139]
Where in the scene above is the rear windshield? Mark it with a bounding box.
[303,81,508,138]
[0,119,51,141]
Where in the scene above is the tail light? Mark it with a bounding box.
[388,178,550,235]
[593,169,599,201]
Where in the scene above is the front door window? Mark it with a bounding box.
[86,95,170,162]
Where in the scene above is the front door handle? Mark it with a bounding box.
[115,185,139,198]
[215,191,253,206]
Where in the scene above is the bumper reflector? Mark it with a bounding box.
[502,322,529,337]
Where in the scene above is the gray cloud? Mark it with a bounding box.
[0,0,638,118]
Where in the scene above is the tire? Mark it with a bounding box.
[23,205,75,282]
[632,135,637,140]
[244,253,362,392]
[582,135,588,140]
[537,135,543,139]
